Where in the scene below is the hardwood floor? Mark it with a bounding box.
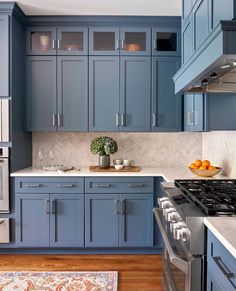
[0,254,163,290]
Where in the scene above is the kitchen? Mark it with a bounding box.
[0,0,236,290]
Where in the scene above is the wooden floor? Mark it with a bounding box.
[0,254,163,290]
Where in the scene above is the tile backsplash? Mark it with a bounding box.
[33,132,202,168]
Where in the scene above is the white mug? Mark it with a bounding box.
[123,159,134,167]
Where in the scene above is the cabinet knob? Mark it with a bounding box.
[152,40,157,50]
[121,40,125,50]
[53,113,57,127]
[115,40,120,50]
[52,40,56,50]
[115,113,120,127]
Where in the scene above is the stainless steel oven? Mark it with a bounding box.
[0,147,9,213]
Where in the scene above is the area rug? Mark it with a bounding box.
[0,271,118,291]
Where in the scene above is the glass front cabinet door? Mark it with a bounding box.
[26,27,57,55]
[152,28,180,56]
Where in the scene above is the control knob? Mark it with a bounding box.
[167,211,180,222]
[163,207,175,220]
[173,226,190,241]
[158,198,172,209]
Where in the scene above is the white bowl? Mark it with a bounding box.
[114,165,124,170]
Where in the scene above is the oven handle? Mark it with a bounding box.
[153,208,194,275]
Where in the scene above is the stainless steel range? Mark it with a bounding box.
[153,179,236,291]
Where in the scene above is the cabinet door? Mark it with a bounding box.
[194,0,209,50]
[57,27,88,55]
[120,57,151,131]
[26,27,57,55]
[119,194,153,247]
[152,28,180,56]
[182,19,193,64]
[16,194,50,247]
[89,27,120,56]
[26,56,57,131]
[85,194,119,247]
[0,15,9,97]
[89,57,120,131]
[57,56,88,131]
[50,194,84,247]
[120,27,151,56]
[152,57,181,132]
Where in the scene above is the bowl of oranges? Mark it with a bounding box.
[189,160,221,177]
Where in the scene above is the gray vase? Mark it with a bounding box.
[99,155,110,168]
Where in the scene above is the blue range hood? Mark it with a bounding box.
[173,21,236,93]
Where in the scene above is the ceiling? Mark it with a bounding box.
[1,0,182,16]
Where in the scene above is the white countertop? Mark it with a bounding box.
[10,166,227,182]
[204,217,236,259]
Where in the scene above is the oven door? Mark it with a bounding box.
[0,157,9,212]
[153,208,203,291]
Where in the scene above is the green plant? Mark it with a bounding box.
[90,136,118,156]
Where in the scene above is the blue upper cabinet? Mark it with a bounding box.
[57,56,88,131]
[89,56,120,131]
[26,26,88,55]
[182,0,192,22]
[0,15,9,97]
[120,27,151,56]
[89,27,120,56]
[152,57,181,132]
[89,27,151,56]
[26,27,57,55]
[209,0,234,30]
[182,18,193,64]
[120,57,151,131]
[26,56,57,131]
[152,27,180,56]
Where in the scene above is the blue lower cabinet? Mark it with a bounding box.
[85,194,119,247]
[16,193,84,247]
[85,193,154,248]
[16,194,50,247]
[119,194,153,247]
[49,194,84,247]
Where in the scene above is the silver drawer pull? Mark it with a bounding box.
[24,183,41,188]
[95,183,111,188]
[120,199,126,215]
[128,183,145,188]
[213,256,235,279]
[59,184,75,188]
[51,199,56,214]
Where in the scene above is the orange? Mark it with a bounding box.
[202,160,211,167]
[208,166,216,170]
[194,160,202,167]
[199,165,207,170]
[190,163,198,169]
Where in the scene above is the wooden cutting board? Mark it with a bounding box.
[89,166,141,172]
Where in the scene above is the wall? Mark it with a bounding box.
[202,131,236,178]
[33,132,202,168]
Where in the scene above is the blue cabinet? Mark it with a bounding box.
[0,15,9,97]
[182,18,193,64]
[152,57,181,132]
[89,56,151,132]
[26,56,88,131]
[207,230,236,291]
[183,0,192,22]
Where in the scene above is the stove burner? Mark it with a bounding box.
[174,179,236,216]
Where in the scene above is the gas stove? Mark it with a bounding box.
[175,179,236,216]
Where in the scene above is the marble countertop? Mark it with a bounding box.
[204,217,236,259]
[10,166,228,182]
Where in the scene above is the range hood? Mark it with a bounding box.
[173,21,236,94]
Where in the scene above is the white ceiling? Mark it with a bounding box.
[1,0,182,16]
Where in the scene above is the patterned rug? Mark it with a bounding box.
[0,271,118,291]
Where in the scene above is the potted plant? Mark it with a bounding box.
[90,136,118,168]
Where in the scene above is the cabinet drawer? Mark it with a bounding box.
[85,177,154,193]
[207,230,236,290]
[15,178,84,193]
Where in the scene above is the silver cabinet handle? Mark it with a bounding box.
[58,184,75,188]
[115,200,120,214]
[115,40,120,50]
[51,199,56,214]
[153,40,157,50]
[45,200,50,214]
[187,111,194,126]
[121,40,125,50]
[95,183,111,188]
[121,113,125,127]
[120,199,125,215]
[53,113,57,127]
[24,183,41,188]
[52,40,56,50]
[128,183,144,188]
[57,113,62,127]
[57,40,61,50]
[213,256,235,279]
[152,113,156,127]
[115,113,120,127]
